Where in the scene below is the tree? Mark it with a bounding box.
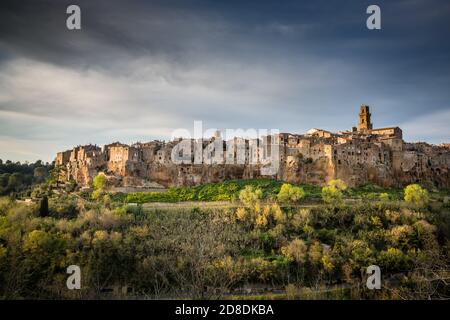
[321,179,347,205]
[235,207,247,221]
[93,173,108,190]
[404,184,429,208]
[321,254,335,274]
[39,196,49,217]
[92,173,109,199]
[33,167,47,183]
[281,238,307,264]
[0,173,10,188]
[327,179,348,190]
[239,185,262,207]
[7,172,24,192]
[308,241,323,265]
[277,183,305,204]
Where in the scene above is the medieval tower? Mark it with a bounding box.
[358,105,373,131]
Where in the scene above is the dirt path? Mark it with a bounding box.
[141,201,321,210]
[142,201,238,210]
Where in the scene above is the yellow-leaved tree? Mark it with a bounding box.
[277,183,305,204]
[404,184,429,208]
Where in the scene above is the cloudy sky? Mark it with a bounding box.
[0,0,449,162]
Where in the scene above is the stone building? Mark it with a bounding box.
[55,106,450,188]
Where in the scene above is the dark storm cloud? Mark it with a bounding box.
[0,0,197,67]
[2,0,447,67]
[0,0,449,161]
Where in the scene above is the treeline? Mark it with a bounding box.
[0,159,54,196]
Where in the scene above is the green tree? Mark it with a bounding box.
[92,173,109,199]
[277,183,305,204]
[33,167,47,183]
[39,196,49,217]
[0,173,10,194]
[7,172,24,191]
[321,179,347,205]
[0,173,10,188]
[93,173,108,190]
[404,184,429,208]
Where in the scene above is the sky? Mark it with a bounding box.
[0,0,449,163]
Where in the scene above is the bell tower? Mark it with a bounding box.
[358,105,372,131]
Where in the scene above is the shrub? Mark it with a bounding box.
[404,184,429,208]
[277,183,305,204]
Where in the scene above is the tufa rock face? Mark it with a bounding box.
[55,107,450,188]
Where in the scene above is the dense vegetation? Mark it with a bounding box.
[0,178,449,299]
[0,159,53,196]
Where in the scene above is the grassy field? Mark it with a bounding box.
[107,179,438,204]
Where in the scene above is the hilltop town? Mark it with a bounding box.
[55,106,450,189]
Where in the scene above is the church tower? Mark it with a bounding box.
[358,105,372,131]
